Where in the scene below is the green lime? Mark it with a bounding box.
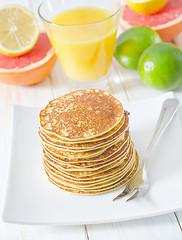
[138,42,182,91]
[114,26,162,69]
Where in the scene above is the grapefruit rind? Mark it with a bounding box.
[0,49,57,86]
[0,32,57,86]
[120,0,182,42]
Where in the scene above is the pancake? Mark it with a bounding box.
[39,112,129,145]
[40,132,125,153]
[43,142,134,176]
[43,134,131,165]
[41,130,130,159]
[39,89,124,141]
[43,152,139,195]
[43,147,137,184]
[38,114,129,150]
[42,138,131,168]
[39,89,139,195]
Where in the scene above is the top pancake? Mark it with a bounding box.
[39,89,124,140]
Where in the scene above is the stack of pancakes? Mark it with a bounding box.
[38,89,139,195]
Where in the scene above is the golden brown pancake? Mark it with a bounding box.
[41,130,130,159]
[38,114,128,150]
[43,152,139,195]
[42,138,131,168]
[39,112,128,145]
[43,142,134,176]
[39,89,139,195]
[39,89,124,140]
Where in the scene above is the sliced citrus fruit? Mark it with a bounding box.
[120,0,182,42]
[0,32,57,85]
[0,4,39,57]
[126,0,168,15]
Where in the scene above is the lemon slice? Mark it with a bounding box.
[126,0,168,15]
[0,4,39,56]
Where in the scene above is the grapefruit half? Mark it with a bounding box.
[0,32,57,86]
[120,0,182,42]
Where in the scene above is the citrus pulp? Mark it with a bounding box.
[126,0,168,15]
[120,0,182,42]
[0,32,57,85]
[0,4,39,56]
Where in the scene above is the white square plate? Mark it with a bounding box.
[2,92,182,225]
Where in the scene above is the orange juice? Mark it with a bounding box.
[49,7,117,81]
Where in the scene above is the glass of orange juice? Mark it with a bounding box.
[38,0,122,90]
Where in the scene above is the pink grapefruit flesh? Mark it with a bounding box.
[120,0,182,42]
[0,32,57,85]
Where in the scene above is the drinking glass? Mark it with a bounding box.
[38,0,122,90]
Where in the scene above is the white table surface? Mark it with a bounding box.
[1,0,182,239]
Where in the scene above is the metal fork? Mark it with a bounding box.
[113,98,180,202]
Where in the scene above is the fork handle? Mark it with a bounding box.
[143,98,179,168]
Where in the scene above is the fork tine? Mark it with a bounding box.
[113,187,138,201]
[112,192,128,201]
[126,191,139,202]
